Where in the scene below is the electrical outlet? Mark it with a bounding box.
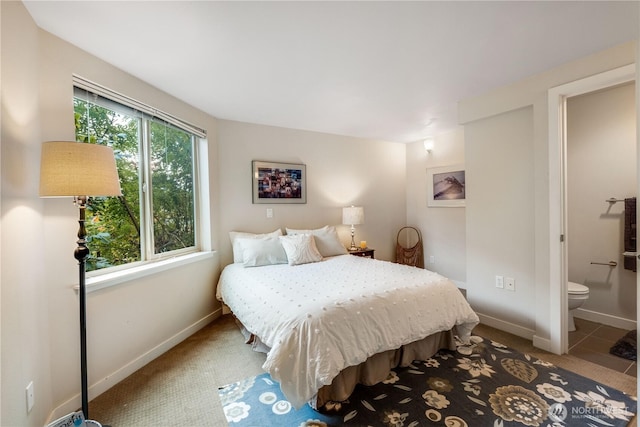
[505,277,515,291]
[266,208,273,218]
[495,275,504,288]
[429,255,435,264]
[26,381,34,413]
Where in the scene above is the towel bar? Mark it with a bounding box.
[590,261,617,267]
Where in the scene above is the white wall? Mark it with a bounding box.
[406,131,466,285]
[1,2,51,425]
[465,106,536,332]
[567,82,637,327]
[216,120,407,265]
[1,2,222,425]
[459,41,636,344]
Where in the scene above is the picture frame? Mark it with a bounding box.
[252,161,306,204]
[427,164,466,207]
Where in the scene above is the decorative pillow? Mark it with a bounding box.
[279,234,323,266]
[285,225,347,257]
[229,229,282,263]
[235,236,287,267]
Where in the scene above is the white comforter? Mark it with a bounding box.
[216,255,479,408]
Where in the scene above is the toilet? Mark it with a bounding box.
[568,281,590,332]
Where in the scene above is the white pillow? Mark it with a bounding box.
[235,236,287,267]
[279,234,323,266]
[285,225,347,257]
[229,229,282,263]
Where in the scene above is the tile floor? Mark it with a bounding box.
[569,317,637,377]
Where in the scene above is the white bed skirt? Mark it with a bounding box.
[232,314,456,409]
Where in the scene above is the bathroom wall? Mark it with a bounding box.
[567,82,637,329]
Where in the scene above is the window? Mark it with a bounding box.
[73,78,205,273]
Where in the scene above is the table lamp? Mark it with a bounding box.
[342,206,364,251]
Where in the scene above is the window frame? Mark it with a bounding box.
[73,75,210,282]
[140,119,201,263]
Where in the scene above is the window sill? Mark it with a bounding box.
[80,251,216,294]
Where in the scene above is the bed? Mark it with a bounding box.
[216,227,479,409]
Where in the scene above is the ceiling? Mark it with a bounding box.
[23,1,638,143]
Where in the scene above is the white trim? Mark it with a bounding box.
[196,138,212,252]
[574,308,637,331]
[45,309,223,424]
[532,335,552,353]
[476,312,536,341]
[547,64,636,355]
[547,83,568,355]
[83,251,215,293]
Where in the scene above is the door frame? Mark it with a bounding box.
[547,64,636,354]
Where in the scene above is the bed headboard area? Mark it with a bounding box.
[228,225,348,268]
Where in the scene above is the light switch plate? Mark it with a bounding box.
[26,381,34,412]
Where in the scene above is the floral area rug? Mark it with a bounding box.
[218,335,637,426]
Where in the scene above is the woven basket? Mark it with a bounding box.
[395,226,424,268]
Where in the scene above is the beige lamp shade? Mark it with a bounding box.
[39,141,122,197]
[342,206,364,226]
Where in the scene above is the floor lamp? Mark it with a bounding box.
[40,141,121,422]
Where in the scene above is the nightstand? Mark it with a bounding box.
[348,248,375,259]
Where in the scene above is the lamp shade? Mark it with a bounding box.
[342,206,364,226]
[40,141,122,197]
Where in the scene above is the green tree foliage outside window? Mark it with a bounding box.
[149,121,195,254]
[74,96,196,272]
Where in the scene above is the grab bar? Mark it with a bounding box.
[590,261,617,267]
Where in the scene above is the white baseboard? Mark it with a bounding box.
[532,335,552,353]
[475,314,553,353]
[574,308,637,331]
[476,310,637,355]
[46,309,223,424]
[475,312,536,341]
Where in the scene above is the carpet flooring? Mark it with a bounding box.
[88,316,637,426]
[218,335,636,426]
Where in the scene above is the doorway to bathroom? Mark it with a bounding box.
[548,64,636,355]
[564,80,637,374]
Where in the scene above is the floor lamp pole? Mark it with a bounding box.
[74,196,90,420]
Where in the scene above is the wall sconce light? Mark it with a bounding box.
[423,138,434,153]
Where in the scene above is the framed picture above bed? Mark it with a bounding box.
[252,160,306,204]
[427,164,465,207]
